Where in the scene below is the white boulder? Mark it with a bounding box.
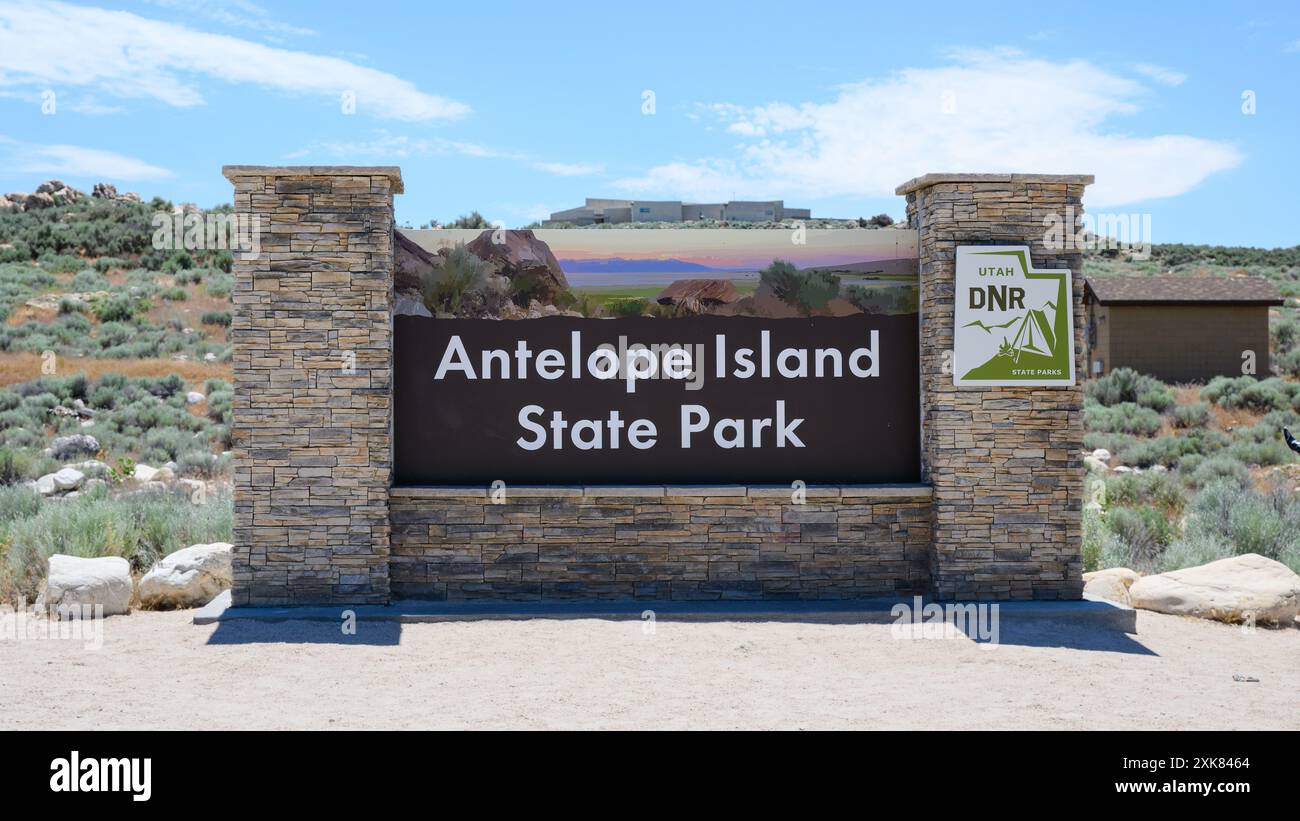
[132,463,159,482]
[42,555,132,617]
[1129,554,1300,626]
[51,467,85,491]
[1084,455,1109,473]
[1090,448,1111,462]
[185,391,205,405]
[137,543,232,609]
[35,473,58,496]
[1083,567,1139,606]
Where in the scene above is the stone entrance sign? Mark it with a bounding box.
[224,166,1091,605]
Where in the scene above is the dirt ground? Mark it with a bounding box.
[1,609,1296,730]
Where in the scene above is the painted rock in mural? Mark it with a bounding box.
[466,229,569,303]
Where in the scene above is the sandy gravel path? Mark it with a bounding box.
[1,609,1295,730]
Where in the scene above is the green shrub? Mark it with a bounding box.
[1202,375,1300,412]
[603,297,649,318]
[759,259,841,314]
[0,488,233,600]
[205,273,233,297]
[1224,422,1295,466]
[1085,367,1175,411]
[1103,470,1187,515]
[1083,431,1135,455]
[1184,455,1251,489]
[444,211,492,229]
[1171,402,1210,428]
[38,254,86,274]
[159,286,187,301]
[92,293,148,322]
[200,311,232,327]
[1168,479,1300,572]
[1083,401,1163,436]
[1104,505,1177,572]
[1082,507,1107,572]
[419,244,490,315]
[1117,431,1220,468]
[93,257,124,274]
[70,269,110,291]
[159,250,193,274]
[0,448,32,485]
[1276,347,1300,377]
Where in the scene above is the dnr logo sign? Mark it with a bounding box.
[953,246,1075,387]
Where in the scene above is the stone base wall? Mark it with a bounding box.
[389,486,933,600]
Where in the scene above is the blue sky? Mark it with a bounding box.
[1,0,1297,246]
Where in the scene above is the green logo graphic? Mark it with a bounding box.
[953,247,1074,386]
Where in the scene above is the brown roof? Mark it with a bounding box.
[1085,276,1283,305]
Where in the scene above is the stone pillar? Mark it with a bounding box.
[896,173,1092,600]
[222,166,402,605]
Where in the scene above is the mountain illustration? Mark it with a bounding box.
[558,257,747,274]
[963,316,1020,333]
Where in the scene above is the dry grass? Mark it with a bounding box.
[5,305,51,326]
[0,351,232,388]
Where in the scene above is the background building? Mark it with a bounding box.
[544,197,811,225]
[1084,276,1283,383]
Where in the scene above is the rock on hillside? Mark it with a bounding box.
[2,179,140,212]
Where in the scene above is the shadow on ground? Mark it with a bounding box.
[953,621,1156,654]
[201,612,1155,654]
[206,618,401,646]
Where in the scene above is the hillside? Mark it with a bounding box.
[0,182,234,601]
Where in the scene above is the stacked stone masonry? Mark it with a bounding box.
[225,167,1088,606]
[390,486,933,600]
[897,173,1091,600]
[223,166,401,605]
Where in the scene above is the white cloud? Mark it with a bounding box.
[1133,63,1187,87]
[0,1,467,121]
[142,0,317,39]
[531,161,604,176]
[296,132,603,177]
[0,136,172,180]
[615,50,1240,208]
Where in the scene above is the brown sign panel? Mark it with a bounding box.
[394,314,919,485]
